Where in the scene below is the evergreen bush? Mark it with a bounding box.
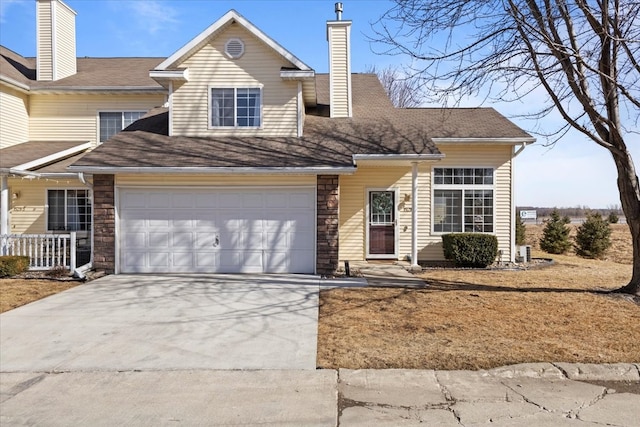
[442,233,498,268]
[607,211,619,224]
[575,212,612,259]
[539,209,572,254]
[516,214,526,245]
[0,256,30,277]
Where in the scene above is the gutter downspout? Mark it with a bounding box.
[75,172,94,278]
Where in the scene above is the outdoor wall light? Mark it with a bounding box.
[12,191,20,200]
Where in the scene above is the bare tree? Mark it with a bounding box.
[366,65,424,108]
[372,0,640,295]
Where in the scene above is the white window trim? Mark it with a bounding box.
[208,86,264,130]
[45,188,93,233]
[97,110,148,143]
[431,167,497,235]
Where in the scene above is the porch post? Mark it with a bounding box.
[1,175,9,246]
[411,162,419,267]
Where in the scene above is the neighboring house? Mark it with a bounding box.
[1,1,535,275]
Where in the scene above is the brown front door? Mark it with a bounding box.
[368,191,396,257]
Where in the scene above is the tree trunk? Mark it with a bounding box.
[612,149,640,296]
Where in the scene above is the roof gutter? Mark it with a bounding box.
[12,141,94,171]
[29,86,166,93]
[353,153,445,164]
[0,76,31,93]
[66,166,357,175]
[431,137,536,145]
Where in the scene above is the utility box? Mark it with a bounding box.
[517,245,532,263]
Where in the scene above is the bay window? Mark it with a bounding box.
[433,168,494,233]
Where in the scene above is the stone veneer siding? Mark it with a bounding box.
[93,174,115,273]
[317,175,339,275]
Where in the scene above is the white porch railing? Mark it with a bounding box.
[1,232,76,271]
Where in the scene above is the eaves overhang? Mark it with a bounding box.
[280,70,315,79]
[353,153,445,167]
[431,137,536,145]
[66,166,357,175]
[12,142,93,171]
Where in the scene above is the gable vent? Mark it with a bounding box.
[225,38,245,59]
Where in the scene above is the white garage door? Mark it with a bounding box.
[119,188,316,274]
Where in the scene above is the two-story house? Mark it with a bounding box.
[1,1,534,275]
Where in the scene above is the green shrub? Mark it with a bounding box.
[540,209,572,254]
[607,211,619,224]
[0,256,30,277]
[575,212,612,259]
[442,233,499,268]
[516,214,526,245]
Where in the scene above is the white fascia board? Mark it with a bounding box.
[0,76,31,92]
[30,86,166,93]
[432,137,536,145]
[353,154,445,163]
[149,69,189,81]
[156,10,313,72]
[56,0,77,16]
[67,166,356,175]
[280,70,315,79]
[13,141,93,171]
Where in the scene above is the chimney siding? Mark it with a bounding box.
[37,0,77,81]
[327,21,352,118]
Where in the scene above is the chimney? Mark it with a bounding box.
[36,0,77,81]
[327,2,352,118]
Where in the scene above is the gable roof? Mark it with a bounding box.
[0,46,164,92]
[68,74,533,173]
[0,141,92,172]
[154,10,312,72]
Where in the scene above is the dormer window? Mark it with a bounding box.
[210,87,262,128]
[225,38,245,59]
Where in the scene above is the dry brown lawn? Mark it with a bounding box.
[317,224,640,370]
[0,279,81,313]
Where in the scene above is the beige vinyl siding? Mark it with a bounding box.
[0,86,29,148]
[116,174,316,187]
[7,177,85,234]
[29,94,164,143]
[339,145,514,262]
[171,24,299,137]
[339,166,419,261]
[421,144,513,261]
[53,0,76,80]
[37,0,53,81]
[327,24,351,118]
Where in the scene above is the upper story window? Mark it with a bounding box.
[99,111,146,142]
[210,88,262,128]
[47,189,92,232]
[433,168,495,233]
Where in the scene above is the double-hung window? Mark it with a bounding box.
[433,168,494,233]
[99,111,146,142]
[47,189,92,232]
[210,87,261,128]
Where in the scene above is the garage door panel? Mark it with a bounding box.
[148,232,169,248]
[172,232,194,248]
[119,188,315,274]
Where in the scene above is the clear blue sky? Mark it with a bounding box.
[1,0,637,209]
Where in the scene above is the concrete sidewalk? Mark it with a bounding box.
[1,363,638,426]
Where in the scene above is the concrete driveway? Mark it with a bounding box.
[0,274,320,371]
